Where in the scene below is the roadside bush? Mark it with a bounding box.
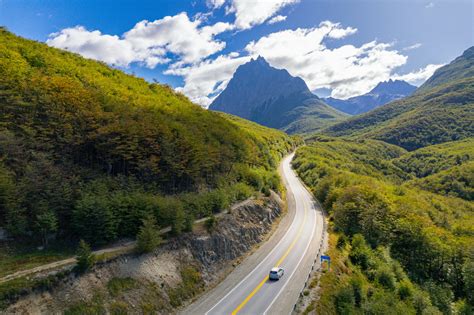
[205,215,218,234]
[107,277,137,297]
[76,240,94,272]
[167,266,203,307]
[231,183,253,201]
[349,234,373,271]
[136,215,162,253]
[335,285,355,314]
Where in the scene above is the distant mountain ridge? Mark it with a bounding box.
[325,79,417,115]
[323,46,474,150]
[209,56,346,134]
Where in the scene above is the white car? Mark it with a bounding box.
[269,267,284,280]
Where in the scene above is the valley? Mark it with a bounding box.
[0,7,473,315]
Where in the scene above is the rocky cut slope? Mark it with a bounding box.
[209,56,347,134]
[7,193,284,314]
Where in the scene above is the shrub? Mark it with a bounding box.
[107,277,137,297]
[334,286,355,314]
[336,235,348,249]
[231,183,253,201]
[349,234,372,270]
[109,301,128,315]
[350,277,364,307]
[205,215,218,234]
[377,268,395,290]
[398,279,413,300]
[76,240,94,272]
[171,207,186,235]
[136,215,162,254]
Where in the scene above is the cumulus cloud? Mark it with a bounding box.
[267,15,287,24]
[229,0,299,29]
[243,21,408,99]
[47,12,232,68]
[168,20,411,105]
[47,26,167,68]
[392,63,444,86]
[165,53,251,106]
[124,13,233,64]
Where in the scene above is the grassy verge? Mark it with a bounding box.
[0,242,74,278]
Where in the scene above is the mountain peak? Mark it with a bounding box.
[370,79,416,95]
[248,55,270,67]
[209,57,345,133]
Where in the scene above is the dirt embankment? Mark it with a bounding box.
[6,192,283,314]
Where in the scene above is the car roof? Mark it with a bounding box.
[271,267,281,272]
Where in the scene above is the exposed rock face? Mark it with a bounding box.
[183,194,282,272]
[7,193,283,314]
[209,56,346,134]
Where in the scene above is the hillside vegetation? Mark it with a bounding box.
[294,137,473,314]
[419,46,474,92]
[0,28,293,249]
[323,47,474,151]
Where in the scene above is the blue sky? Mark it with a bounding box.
[1,0,473,104]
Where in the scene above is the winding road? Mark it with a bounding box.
[182,153,326,315]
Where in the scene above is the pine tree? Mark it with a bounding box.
[76,239,94,272]
[136,215,162,253]
[35,210,58,247]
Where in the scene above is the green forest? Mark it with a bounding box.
[0,28,294,248]
[294,137,473,314]
[324,48,474,151]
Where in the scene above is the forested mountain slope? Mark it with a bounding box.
[323,47,474,151]
[293,137,474,314]
[418,46,474,92]
[0,28,293,246]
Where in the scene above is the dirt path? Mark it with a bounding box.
[0,198,253,284]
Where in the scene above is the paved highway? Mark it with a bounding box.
[182,153,325,315]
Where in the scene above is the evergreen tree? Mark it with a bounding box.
[136,215,162,253]
[76,239,94,272]
[35,209,58,247]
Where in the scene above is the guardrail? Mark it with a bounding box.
[292,199,328,313]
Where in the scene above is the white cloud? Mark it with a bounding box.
[207,0,226,9]
[403,43,422,51]
[46,26,168,68]
[392,63,444,86]
[168,20,411,105]
[244,21,410,99]
[124,13,232,64]
[229,0,299,29]
[267,15,287,24]
[47,12,232,68]
[165,53,251,106]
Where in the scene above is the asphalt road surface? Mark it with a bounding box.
[182,153,325,315]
